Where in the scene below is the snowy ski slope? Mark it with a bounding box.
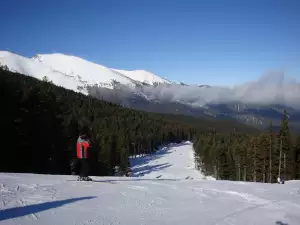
[1,142,300,225]
[129,142,213,180]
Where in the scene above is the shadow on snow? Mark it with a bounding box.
[131,163,172,177]
[0,196,96,221]
[276,221,289,225]
[129,150,172,168]
[92,178,180,183]
[129,141,191,169]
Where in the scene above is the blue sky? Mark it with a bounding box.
[0,0,299,85]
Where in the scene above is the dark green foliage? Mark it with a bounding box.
[193,110,299,182]
[276,110,294,180]
[293,134,300,179]
[1,68,256,175]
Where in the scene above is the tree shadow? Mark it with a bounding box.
[0,196,96,221]
[92,178,179,183]
[276,221,289,225]
[129,141,191,176]
[129,142,190,168]
[129,150,172,168]
[131,163,172,177]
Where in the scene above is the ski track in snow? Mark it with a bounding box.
[1,141,300,225]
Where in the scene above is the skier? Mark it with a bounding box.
[280,176,285,184]
[277,176,285,184]
[76,132,92,181]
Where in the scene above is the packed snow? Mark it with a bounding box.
[1,142,300,225]
[129,141,213,180]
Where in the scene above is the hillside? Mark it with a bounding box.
[1,142,299,225]
[0,51,85,93]
[32,53,137,88]
[1,51,171,95]
[87,82,300,132]
[0,68,257,176]
[1,51,300,131]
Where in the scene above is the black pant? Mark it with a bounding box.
[79,158,89,177]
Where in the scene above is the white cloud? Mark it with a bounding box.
[123,70,300,109]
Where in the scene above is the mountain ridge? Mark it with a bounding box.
[1,50,300,131]
[1,51,173,93]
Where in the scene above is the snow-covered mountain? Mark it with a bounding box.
[2,50,300,130]
[0,51,171,95]
[33,53,172,86]
[111,68,172,85]
[1,142,299,225]
[0,51,86,94]
[32,53,138,89]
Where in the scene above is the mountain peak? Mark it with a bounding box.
[32,53,94,65]
[31,53,172,86]
[1,51,173,93]
[111,68,171,85]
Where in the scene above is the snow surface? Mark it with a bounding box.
[129,141,212,180]
[112,68,171,85]
[32,54,137,89]
[0,51,87,94]
[0,51,172,96]
[1,142,300,225]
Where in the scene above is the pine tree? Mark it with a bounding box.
[277,110,293,180]
[258,132,269,182]
[267,121,275,183]
[294,134,300,179]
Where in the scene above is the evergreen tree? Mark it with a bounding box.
[277,110,293,180]
[267,121,275,183]
[294,134,300,179]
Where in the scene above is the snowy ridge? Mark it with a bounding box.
[0,51,172,95]
[1,142,299,225]
[32,53,138,88]
[112,68,171,85]
[0,51,86,94]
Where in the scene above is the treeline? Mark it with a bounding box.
[0,68,255,176]
[193,111,300,182]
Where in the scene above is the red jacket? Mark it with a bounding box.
[76,135,91,159]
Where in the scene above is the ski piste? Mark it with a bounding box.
[1,142,299,225]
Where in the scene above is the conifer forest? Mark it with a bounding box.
[1,68,299,182]
[193,114,300,182]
